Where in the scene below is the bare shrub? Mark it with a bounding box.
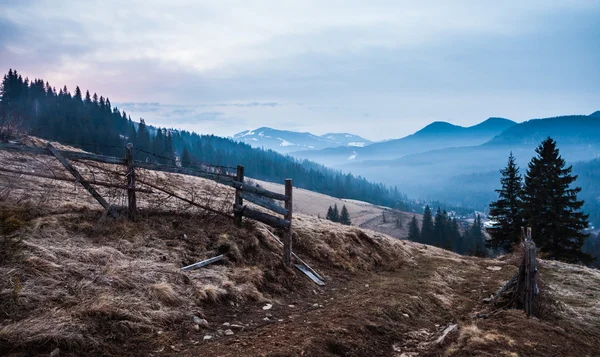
[0,206,27,264]
[0,112,26,142]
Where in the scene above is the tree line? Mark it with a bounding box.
[407,206,486,256]
[0,69,417,211]
[487,138,593,264]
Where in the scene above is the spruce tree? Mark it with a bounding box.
[471,214,485,256]
[181,146,192,168]
[421,205,435,244]
[488,152,523,251]
[326,206,334,221]
[407,215,420,241]
[449,217,461,252]
[433,207,446,247]
[332,204,340,223]
[522,137,592,263]
[340,205,351,225]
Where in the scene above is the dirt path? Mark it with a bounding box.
[153,252,600,357]
[159,254,498,357]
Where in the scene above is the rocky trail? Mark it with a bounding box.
[153,251,600,357]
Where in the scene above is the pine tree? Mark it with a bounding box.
[407,215,420,241]
[488,152,523,252]
[420,205,435,244]
[332,204,340,223]
[181,146,192,168]
[340,205,351,225]
[471,214,485,256]
[433,207,446,247]
[449,217,461,253]
[522,137,592,263]
[326,205,334,221]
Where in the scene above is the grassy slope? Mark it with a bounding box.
[0,140,599,356]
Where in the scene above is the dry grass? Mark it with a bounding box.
[445,324,515,356]
[0,203,412,355]
[0,207,284,355]
[291,215,407,272]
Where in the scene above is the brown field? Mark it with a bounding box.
[1,140,599,356]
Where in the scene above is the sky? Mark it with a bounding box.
[1,0,599,141]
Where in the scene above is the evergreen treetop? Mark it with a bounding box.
[488,152,523,252]
[421,205,435,245]
[407,215,420,241]
[522,137,592,263]
[340,205,351,225]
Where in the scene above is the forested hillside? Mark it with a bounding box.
[0,69,411,210]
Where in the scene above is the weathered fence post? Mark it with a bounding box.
[234,165,245,227]
[524,238,538,316]
[283,179,293,268]
[518,227,538,317]
[125,143,136,221]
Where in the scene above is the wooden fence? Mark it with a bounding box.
[0,141,294,267]
[232,165,293,267]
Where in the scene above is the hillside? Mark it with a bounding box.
[291,117,516,166]
[1,142,600,356]
[0,69,410,212]
[233,127,372,154]
[255,179,419,239]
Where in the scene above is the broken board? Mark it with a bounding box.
[295,264,325,286]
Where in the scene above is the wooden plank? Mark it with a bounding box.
[231,181,288,201]
[181,254,225,271]
[46,143,119,218]
[234,165,244,227]
[135,161,235,184]
[241,191,289,216]
[125,143,137,221]
[0,167,153,193]
[265,230,325,282]
[234,204,290,230]
[295,264,325,286]
[283,179,293,268]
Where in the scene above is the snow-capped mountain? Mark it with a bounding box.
[232,127,373,154]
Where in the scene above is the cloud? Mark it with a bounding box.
[0,1,598,140]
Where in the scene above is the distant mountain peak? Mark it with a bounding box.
[417,121,462,135]
[478,117,515,125]
[233,127,372,154]
[590,110,600,117]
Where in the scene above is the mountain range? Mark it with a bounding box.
[233,127,372,154]
[291,117,517,166]
[336,111,600,225]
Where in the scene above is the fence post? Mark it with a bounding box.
[234,165,244,227]
[126,143,136,221]
[283,179,293,268]
[525,240,538,316]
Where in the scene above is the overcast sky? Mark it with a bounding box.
[1,0,599,140]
